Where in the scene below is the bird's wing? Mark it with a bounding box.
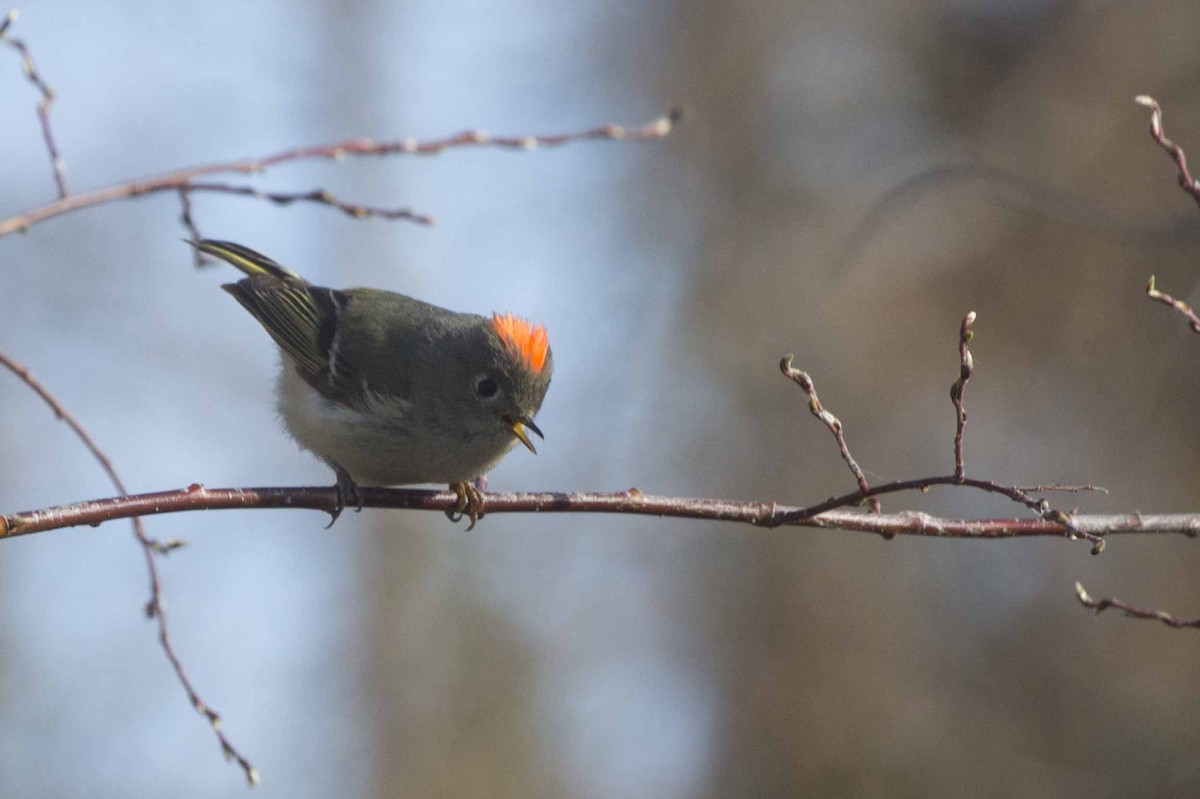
[196,240,364,404]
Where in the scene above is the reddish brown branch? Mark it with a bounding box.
[1012,483,1108,494]
[950,311,976,481]
[778,314,1103,552]
[1146,275,1200,334]
[1075,582,1200,630]
[1,9,68,198]
[4,483,1194,543]
[1135,97,1200,334]
[767,474,1106,552]
[940,313,1103,550]
[779,355,880,516]
[177,189,208,266]
[183,183,434,225]
[0,352,259,786]
[0,110,678,239]
[1136,95,1200,209]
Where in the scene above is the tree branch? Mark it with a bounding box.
[182,183,434,225]
[779,355,881,517]
[1075,582,1200,630]
[0,109,680,240]
[0,352,259,785]
[1136,94,1200,209]
[1064,96,1200,632]
[1,9,68,197]
[4,484,1198,542]
[1146,274,1200,334]
[1136,96,1200,334]
[778,314,1108,554]
[950,311,976,481]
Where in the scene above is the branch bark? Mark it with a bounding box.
[0,111,679,239]
[4,484,1199,542]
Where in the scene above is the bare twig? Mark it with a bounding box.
[1,9,68,197]
[0,352,259,786]
[1146,275,1200,334]
[938,313,1105,551]
[1134,97,1200,334]
[1075,582,1200,630]
[777,315,1104,553]
[768,474,1106,552]
[177,189,207,266]
[1007,484,1104,554]
[182,183,435,225]
[1136,95,1200,209]
[4,483,1194,543]
[950,311,975,482]
[780,355,881,519]
[1012,484,1108,494]
[0,110,679,239]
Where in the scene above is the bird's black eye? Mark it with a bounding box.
[475,376,499,398]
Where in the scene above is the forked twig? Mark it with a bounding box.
[0,109,680,240]
[777,314,1105,553]
[0,352,259,786]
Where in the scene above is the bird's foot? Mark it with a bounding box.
[327,465,364,528]
[446,479,486,530]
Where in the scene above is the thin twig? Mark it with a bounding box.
[777,316,1104,553]
[769,474,1106,553]
[1089,95,1200,633]
[4,484,1195,542]
[950,311,975,482]
[1075,582,1200,630]
[1135,95,1200,209]
[182,183,435,225]
[1132,95,1200,333]
[178,189,207,266]
[779,355,881,516]
[1012,483,1108,494]
[1134,97,1200,334]
[1146,275,1200,334]
[1,9,68,197]
[0,110,679,239]
[0,352,259,786]
[792,312,1098,552]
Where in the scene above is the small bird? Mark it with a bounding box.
[193,239,552,527]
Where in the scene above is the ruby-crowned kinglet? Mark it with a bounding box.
[192,239,552,527]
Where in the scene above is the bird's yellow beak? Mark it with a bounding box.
[507,416,544,454]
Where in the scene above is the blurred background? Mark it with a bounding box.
[2,0,1199,796]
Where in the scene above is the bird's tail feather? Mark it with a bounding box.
[187,239,302,280]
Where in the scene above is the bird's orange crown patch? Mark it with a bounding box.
[490,312,550,373]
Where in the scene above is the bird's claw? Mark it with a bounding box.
[446,480,486,530]
[327,465,364,528]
